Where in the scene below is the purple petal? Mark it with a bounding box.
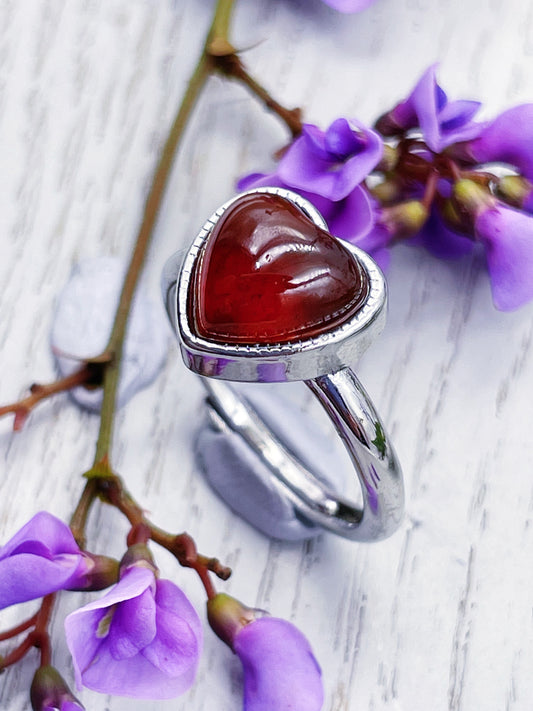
[300,124,330,160]
[324,117,366,158]
[416,210,474,259]
[317,185,375,241]
[355,223,392,270]
[155,578,203,644]
[475,205,533,310]
[65,567,155,690]
[439,99,481,131]
[321,0,376,11]
[141,603,198,678]
[0,554,87,609]
[279,119,382,201]
[107,586,156,660]
[234,618,323,711]
[388,64,444,134]
[278,139,337,196]
[0,513,91,609]
[65,570,202,699]
[524,190,533,214]
[409,64,442,152]
[60,703,85,711]
[439,120,486,150]
[0,512,80,559]
[470,104,533,179]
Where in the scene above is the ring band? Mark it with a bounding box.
[162,187,404,541]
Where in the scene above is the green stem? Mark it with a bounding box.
[209,0,236,50]
[71,0,238,544]
[93,0,238,466]
[93,52,212,465]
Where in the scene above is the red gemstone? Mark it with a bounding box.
[189,193,369,344]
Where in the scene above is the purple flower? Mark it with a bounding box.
[30,665,84,711]
[376,64,485,152]
[474,204,533,311]
[207,593,323,711]
[238,117,382,243]
[416,208,474,261]
[452,178,533,310]
[467,104,533,180]
[234,618,324,711]
[321,0,376,11]
[65,565,202,699]
[0,512,92,609]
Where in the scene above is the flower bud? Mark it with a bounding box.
[496,175,533,212]
[375,144,399,172]
[452,178,495,232]
[66,553,119,592]
[453,178,494,213]
[381,200,429,238]
[206,593,258,649]
[119,542,157,576]
[439,199,473,235]
[374,110,406,138]
[371,177,404,205]
[30,665,84,711]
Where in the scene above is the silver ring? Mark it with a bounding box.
[162,187,404,541]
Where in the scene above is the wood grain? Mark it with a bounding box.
[1,1,533,709]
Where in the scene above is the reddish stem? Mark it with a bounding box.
[213,53,303,138]
[0,613,38,642]
[0,634,34,670]
[33,594,55,667]
[94,474,230,596]
[0,364,102,431]
[422,170,439,210]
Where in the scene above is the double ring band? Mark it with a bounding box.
[162,187,404,541]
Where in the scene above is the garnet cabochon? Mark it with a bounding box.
[189,193,369,345]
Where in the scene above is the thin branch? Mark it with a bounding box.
[214,53,303,137]
[0,365,100,431]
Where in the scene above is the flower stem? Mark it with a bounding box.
[0,365,101,432]
[214,54,303,137]
[0,594,55,670]
[92,53,212,467]
[209,0,236,54]
[98,474,231,588]
[0,613,38,642]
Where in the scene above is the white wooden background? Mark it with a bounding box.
[1,1,533,710]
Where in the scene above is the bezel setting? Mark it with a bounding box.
[174,187,387,383]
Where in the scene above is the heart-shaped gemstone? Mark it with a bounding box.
[189,193,369,344]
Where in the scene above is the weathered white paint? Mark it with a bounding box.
[1,1,533,709]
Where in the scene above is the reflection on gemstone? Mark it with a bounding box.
[189,193,369,344]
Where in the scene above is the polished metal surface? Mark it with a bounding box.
[162,187,404,541]
[203,370,404,541]
[162,187,387,383]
